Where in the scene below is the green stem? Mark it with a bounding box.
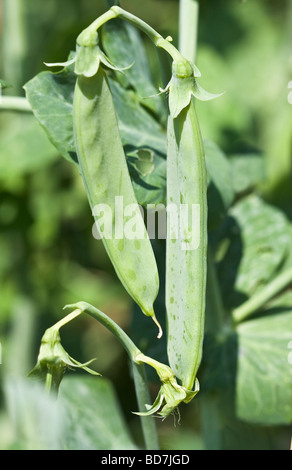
[131,362,160,450]
[2,0,28,95]
[83,6,186,65]
[179,0,199,63]
[0,96,32,112]
[45,371,53,393]
[64,302,159,450]
[55,308,85,331]
[206,247,226,333]
[232,266,292,323]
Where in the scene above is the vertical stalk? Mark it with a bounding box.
[206,247,226,333]
[2,0,28,94]
[179,0,199,63]
[131,363,160,450]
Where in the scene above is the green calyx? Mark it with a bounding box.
[75,33,125,77]
[45,26,130,78]
[134,353,199,418]
[75,28,118,77]
[162,59,223,118]
[28,324,100,393]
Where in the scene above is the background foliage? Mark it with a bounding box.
[0,0,291,450]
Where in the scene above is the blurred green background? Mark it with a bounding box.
[0,0,291,450]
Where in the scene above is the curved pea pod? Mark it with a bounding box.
[165,60,217,390]
[72,35,161,336]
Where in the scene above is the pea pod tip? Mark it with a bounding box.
[152,314,163,339]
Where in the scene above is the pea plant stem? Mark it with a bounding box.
[84,6,186,65]
[206,247,226,333]
[64,302,159,450]
[0,96,32,112]
[232,265,292,323]
[2,0,28,95]
[131,362,160,450]
[179,0,199,63]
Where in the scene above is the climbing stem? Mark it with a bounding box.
[82,6,187,65]
[206,246,226,333]
[179,0,199,63]
[64,302,159,450]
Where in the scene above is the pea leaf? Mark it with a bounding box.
[202,293,292,426]
[236,307,292,425]
[101,19,167,119]
[0,114,59,178]
[59,376,137,450]
[229,152,266,194]
[108,78,166,154]
[24,67,78,166]
[3,375,137,449]
[216,194,292,309]
[204,139,234,230]
[3,377,66,449]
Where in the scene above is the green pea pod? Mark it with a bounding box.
[165,60,209,390]
[73,43,161,335]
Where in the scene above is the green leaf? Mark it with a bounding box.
[3,375,137,450]
[229,152,266,194]
[216,194,292,308]
[101,19,166,119]
[24,67,78,166]
[236,308,292,425]
[204,139,234,230]
[0,114,59,178]
[202,293,292,427]
[200,389,291,450]
[59,376,137,450]
[108,78,166,154]
[4,377,66,450]
[128,148,166,207]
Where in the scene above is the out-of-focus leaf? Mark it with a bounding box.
[59,376,137,450]
[204,139,234,230]
[200,389,291,450]
[0,79,11,89]
[202,291,292,428]
[0,114,59,177]
[216,194,292,308]
[3,375,137,450]
[229,152,266,194]
[4,377,65,450]
[236,307,292,425]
